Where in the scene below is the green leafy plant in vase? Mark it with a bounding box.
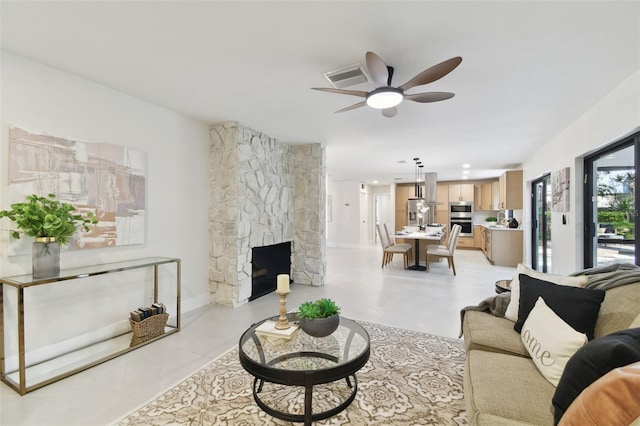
[0,193,98,277]
[297,298,341,337]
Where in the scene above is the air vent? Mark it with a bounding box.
[323,64,369,89]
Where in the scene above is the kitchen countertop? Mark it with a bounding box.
[476,223,523,231]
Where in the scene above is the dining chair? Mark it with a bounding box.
[384,223,413,263]
[425,224,462,275]
[376,223,412,269]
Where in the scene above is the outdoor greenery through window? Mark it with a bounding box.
[597,168,635,239]
[585,134,639,268]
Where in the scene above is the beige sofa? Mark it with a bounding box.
[462,281,640,425]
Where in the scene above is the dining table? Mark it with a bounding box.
[394,226,445,271]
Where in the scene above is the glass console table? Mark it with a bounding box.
[0,257,181,395]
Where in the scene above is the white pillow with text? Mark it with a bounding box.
[521,297,588,386]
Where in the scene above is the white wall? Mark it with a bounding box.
[0,51,211,364]
[326,180,361,247]
[522,69,640,274]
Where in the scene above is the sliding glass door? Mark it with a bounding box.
[532,174,552,272]
[584,133,639,267]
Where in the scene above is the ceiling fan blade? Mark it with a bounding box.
[335,101,367,113]
[404,92,455,103]
[312,87,368,97]
[366,51,390,88]
[399,57,462,91]
[382,107,397,118]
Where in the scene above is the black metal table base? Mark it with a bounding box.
[253,374,358,425]
[406,238,426,271]
[407,264,426,271]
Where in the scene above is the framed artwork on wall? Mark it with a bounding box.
[5,126,146,253]
[552,167,570,212]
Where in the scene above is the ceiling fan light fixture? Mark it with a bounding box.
[366,87,403,109]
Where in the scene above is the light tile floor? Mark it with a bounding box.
[0,245,516,426]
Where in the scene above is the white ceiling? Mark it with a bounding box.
[1,1,639,184]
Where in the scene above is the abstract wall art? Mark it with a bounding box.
[552,166,570,212]
[6,126,146,251]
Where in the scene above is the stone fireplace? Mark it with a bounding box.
[209,122,326,307]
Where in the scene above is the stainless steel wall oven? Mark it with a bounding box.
[449,202,473,237]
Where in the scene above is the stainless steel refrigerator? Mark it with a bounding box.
[408,198,435,228]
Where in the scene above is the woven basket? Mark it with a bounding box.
[129,313,168,346]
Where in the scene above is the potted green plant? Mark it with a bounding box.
[297,298,341,337]
[0,193,98,277]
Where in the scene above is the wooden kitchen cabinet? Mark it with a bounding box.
[492,182,500,210]
[474,225,484,248]
[395,184,413,231]
[479,183,490,210]
[483,228,523,267]
[474,185,482,211]
[457,236,474,248]
[498,170,523,210]
[476,181,500,211]
[484,229,492,260]
[448,183,474,202]
[435,211,448,226]
[436,183,449,211]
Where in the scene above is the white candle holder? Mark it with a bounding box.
[274,289,291,330]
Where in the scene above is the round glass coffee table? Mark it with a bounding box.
[239,314,370,425]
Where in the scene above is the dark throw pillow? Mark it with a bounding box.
[552,327,640,424]
[514,274,605,340]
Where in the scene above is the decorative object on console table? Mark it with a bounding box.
[32,237,60,278]
[130,312,169,347]
[0,194,97,278]
[297,298,340,337]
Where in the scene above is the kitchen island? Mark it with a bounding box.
[477,224,523,267]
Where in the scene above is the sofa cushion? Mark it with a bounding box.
[465,349,555,426]
[552,327,640,423]
[521,297,587,386]
[504,264,587,322]
[595,282,640,338]
[558,361,640,426]
[632,312,640,329]
[462,310,529,357]
[515,274,605,340]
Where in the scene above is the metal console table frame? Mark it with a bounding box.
[239,314,370,425]
[0,256,181,395]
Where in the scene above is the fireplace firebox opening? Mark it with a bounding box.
[250,241,292,301]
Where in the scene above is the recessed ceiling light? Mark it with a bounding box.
[373,180,378,184]
[463,170,469,174]
[462,164,471,168]
[462,176,469,180]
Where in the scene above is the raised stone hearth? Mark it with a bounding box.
[209,122,325,306]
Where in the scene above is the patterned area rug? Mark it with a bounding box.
[115,321,467,425]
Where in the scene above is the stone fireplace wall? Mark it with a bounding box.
[292,144,326,286]
[209,122,325,306]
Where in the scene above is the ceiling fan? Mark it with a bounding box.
[312,51,462,118]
